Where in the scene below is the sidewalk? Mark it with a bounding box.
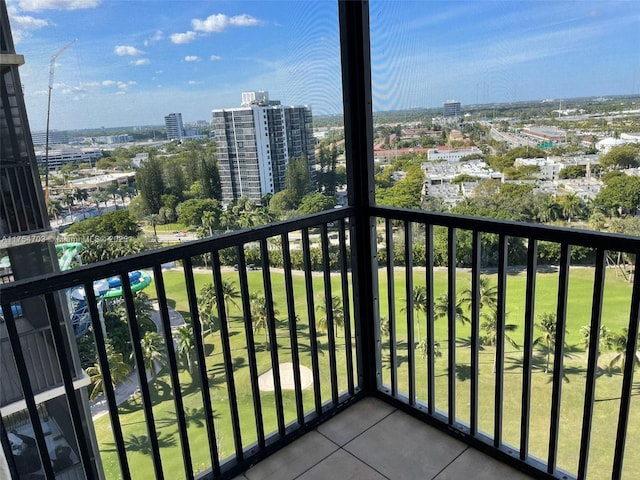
[90,304,185,420]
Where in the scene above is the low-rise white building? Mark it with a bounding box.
[427,146,482,162]
[34,146,102,170]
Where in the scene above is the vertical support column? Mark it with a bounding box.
[339,0,377,392]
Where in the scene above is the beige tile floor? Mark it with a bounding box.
[234,397,534,480]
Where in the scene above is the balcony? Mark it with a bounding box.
[2,204,640,479]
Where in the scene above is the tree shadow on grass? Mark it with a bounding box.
[103,432,176,454]
[380,340,409,368]
[156,406,220,429]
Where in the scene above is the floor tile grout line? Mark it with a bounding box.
[315,404,397,447]
[429,446,470,480]
[340,445,393,480]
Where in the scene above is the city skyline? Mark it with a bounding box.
[7,0,640,131]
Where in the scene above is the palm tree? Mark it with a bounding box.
[250,293,278,345]
[201,210,217,237]
[175,324,195,375]
[579,325,614,368]
[137,331,166,383]
[608,328,640,372]
[534,313,557,374]
[559,193,584,222]
[460,276,498,315]
[479,313,519,373]
[316,295,345,337]
[434,293,469,325]
[47,198,62,221]
[401,285,427,341]
[198,283,218,337]
[115,291,155,335]
[146,214,160,241]
[220,279,241,315]
[86,343,130,401]
[537,195,562,223]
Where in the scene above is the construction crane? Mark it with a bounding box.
[44,39,76,202]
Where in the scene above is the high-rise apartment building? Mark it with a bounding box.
[164,112,184,141]
[212,91,316,205]
[1,4,102,477]
[443,100,461,117]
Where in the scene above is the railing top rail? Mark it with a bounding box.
[0,208,353,303]
[372,205,640,252]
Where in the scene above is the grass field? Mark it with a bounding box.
[92,266,640,479]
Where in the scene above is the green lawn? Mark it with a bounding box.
[92,267,639,479]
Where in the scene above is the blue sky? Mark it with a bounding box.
[7,0,640,131]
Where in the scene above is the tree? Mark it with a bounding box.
[250,293,278,345]
[146,214,160,241]
[316,295,345,337]
[534,313,557,374]
[285,154,312,205]
[220,279,241,315]
[47,198,62,220]
[479,313,519,373]
[136,156,165,213]
[137,331,166,383]
[114,291,156,335]
[595,175,640,214]
[201,210,218,237]
[434,293,469,324]
[599,144,640,170]
[66,210,141,237]
[176,324,195,375]
[579,325,614,368]
[297,193,336,215]
[401,285,427,341]
[177,198,220,228]
[269,190,296,217]
[198,283,218,337]
[460,276,498,315]
[558,193,584,222]
[86,343,131,401]
[608,328,640,372]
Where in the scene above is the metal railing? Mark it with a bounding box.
[1,208,361,480]
[370,205,640,480]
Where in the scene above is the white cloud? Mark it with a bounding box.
[19,0,100,11]
[144,29,163,46]
[210,55,222,61]
[131,58,150,66]
[229,14,260,27]
[8,13,49,42]
[115,90,126,95]
[155,70,163,74]
[191,13,260,33]
[170,31,197,44]
[114,45,144,56]
[188,80,203,85]
[184,55,201,62]
[101,80,116,86]
[127,81,136,85]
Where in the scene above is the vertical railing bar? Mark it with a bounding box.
[320,224,340,406]
[577,248,606,479]
[470,230,481,436]
[237,245,266,446]
[258,239,286,436]
[183,257,221,475]
[302,227,322,414]
[43,292,95,479]
[1,302,56,479]
[426,223,435,414]
[121,272,164,480]
[84,282,131,480]
[547,243,571,474]
[494,235,508,448]
[339,218,355,395]
[404,221,416,405]
[152,265,194,480]
[281,234,305,425]
[447,227,457,424]
[211,250,246,457]
[386,217,398,397]
[520,239,538,461]
[612,254,640,479]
